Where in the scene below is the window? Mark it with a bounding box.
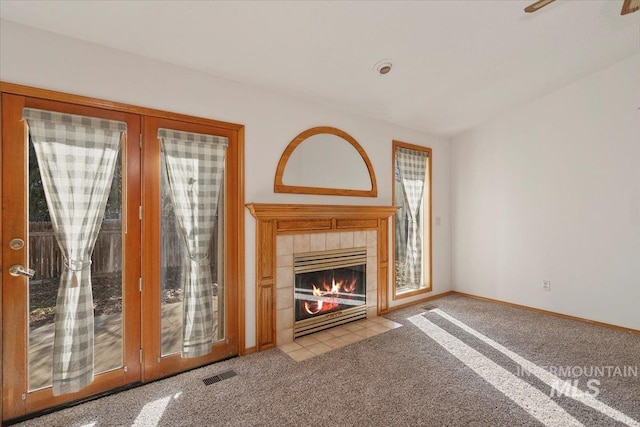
[393,141,432,298]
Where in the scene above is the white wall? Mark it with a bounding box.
[451,54,640,330]
[0,20,452,347]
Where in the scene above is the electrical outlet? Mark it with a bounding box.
[542,280,551,291]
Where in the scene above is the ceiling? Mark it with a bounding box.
[1,1,638,137]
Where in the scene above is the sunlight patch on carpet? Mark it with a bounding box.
[408,313,583,427]
[132,395,171,427]
[429,309,639,427]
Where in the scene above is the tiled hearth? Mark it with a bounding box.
[275,230,379,346]
[279,316,402,362]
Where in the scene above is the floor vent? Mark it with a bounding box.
[202,370,237,386]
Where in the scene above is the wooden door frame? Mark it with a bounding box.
[0,82,246,422]
[0,91,4,423]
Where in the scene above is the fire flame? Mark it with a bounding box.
[331,278,340,294]
[303,277,358,315]
[302,285,324,315]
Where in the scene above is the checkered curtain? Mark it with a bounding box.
[394,163,408,262]
[23,108,124,396]
[158,128,227,358]
[396,147,428,289]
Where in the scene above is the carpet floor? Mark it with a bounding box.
[12,295,640,426]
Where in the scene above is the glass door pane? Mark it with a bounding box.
[27,136,124,391]
[159,149,225,357]
[160,152,184,356]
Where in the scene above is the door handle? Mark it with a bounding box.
[9,264,35,278]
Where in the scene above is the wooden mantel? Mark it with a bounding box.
[246,203,397,351]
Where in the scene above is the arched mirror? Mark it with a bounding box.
[274,126,378,197]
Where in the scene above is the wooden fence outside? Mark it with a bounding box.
[29,219,181,282]
[28,218,218,283]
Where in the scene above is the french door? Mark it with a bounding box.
[140,117,238,381]
[1,93,239,421]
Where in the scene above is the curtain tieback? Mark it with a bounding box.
[188,255,210,265]
[64,258,92,272]
[64,258,92,288]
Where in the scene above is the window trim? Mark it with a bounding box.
[391,140,432,300]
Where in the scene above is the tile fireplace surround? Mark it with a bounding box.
[247,204,397,351]
[279,230,374,343]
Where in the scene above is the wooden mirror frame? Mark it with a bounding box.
[274,126,378,197]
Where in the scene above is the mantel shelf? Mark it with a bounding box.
[246,203,397,221]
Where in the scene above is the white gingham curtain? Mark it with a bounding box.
[159,128,227,358]
[396,147,428,290]
[24,108,124,396]
[394,163,408,262]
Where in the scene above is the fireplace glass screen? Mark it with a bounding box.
[294,248,366,333]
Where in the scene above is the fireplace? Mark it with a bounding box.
[294,247,367,338]
[247,203,397,350]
